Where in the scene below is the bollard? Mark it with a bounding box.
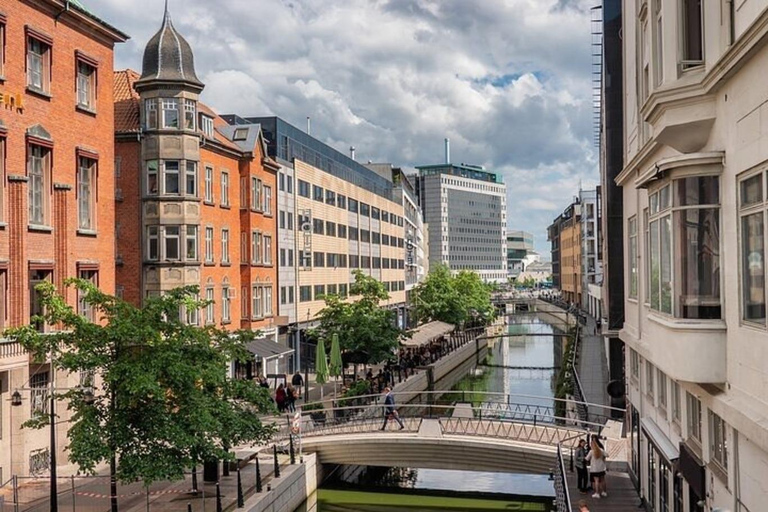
[216,483,223,512]
[569,448,574,472]
[289,434,296,465]
[71,476,76,512]
[255,457,263,493]
[191,466,198,494]
[237,467,244,508]
[273,445,281,478]
[187,504,193,512]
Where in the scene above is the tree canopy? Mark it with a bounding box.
[313,270,403,365]
[411,264,495,326]
[5,280,275,484]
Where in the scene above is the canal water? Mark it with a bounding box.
[295,314,564,511]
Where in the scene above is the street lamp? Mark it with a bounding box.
[11,384,94,512]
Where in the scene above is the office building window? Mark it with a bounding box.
[300,286,312,302]
[337,194,346,209]
[671,380,681,425]
[646,362,655,401]
[361,230,370,243]
[76,60,96,111]
[657,369,667,415]
[348,198,358,213]
[630,349,640,382]
[382,211,389,223]
[314,284,325,300]
[298,179,310,198]
[360,203,370,217]
[313,185,324,202]
[314,252,325,267]
[349,227,358,241]
[77,157,97,231]
[27,36,51,93]
[326,221,336,237]
[338,224,347,238]
[325,189,336,206]
[739,172,767,324]
[339,284,348,298]
[628,216,638,299]
[371,207,380,220]
[28,144,50,226]
[313,218,324,235]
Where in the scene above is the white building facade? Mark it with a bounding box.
[580,188,603,318]
[619,2,768,511]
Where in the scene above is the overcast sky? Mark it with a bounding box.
[97,0,598,254]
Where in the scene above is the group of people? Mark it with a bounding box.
[575,437,609,499]
[274,382,299,412]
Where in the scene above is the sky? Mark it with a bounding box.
[95,0,599,255]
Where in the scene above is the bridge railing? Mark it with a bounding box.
[554,442,574,512]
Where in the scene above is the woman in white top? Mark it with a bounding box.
[585,437,608,498]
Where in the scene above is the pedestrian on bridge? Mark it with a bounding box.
[575,439,589,493]
[586,437,608,499]
[380,387,405,430]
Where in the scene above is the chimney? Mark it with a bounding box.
[444,138,450,164]
[350,146,356,161]
[307,117,311,135]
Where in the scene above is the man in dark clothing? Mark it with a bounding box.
[575,439,589,493]
[380,387,405,430]
[291,371,304,398]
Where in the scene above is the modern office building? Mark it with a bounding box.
[416,143,507,283]
[547,215,563,290]
[0,0,127,480]
[619,0,768,509]
[506,230,535,279]
[579,188,603,318]
[224,116,408,372]
[559,201,581,305]
[113,8,287,378]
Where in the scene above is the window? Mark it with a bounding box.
[348,198,359,213]
[673,473,683,512]
[0,138,4,222]
[360,203,370,217]
[186,226,198,260]
[371,207,380,220]
[314,284,325,299]
[30,269,52,332]
[287,212,294,231]
[325,189,336,205]
[162,99,179,129]
[313,185,324,202]
[201,115,214,137]
[222,286,231,322]
[233,128,248,141]
[739,172,767,323]
[77,157,96,231]
[288,249,294,266]
[221,229,230,263]
[313,218,324,235]
[264,235,272,264]
[263,185,272,214]
[186,162,197,197]
[709,411,728,472]
[314,252,325,267]
[348,227,358,241]
[361,230,370,243]
[659,457,670,512]
[146,99,158,130]
[338,224,347,238]
[657,369,667,414]
[148,226,159,260]
[164,161,180,195]
[185,295,199,326]
[286,175,293,194]
[251,177,262,211]
[221,172,230,206]
[326,221,336,237]
[76,60,96,110]
[205,227,214,262]
[164,226,180,260]
[671,380,681,424]
[372,232,380,245]
[205,287,215,323]
[629,216,638,298]
[27,37,50,93]
[264,286,273,316]
[382,211,389,223]
[350,255,359,268]
[646,362,655,400]
[184,100,196,130]
[682,0,703,67]
[0,270,6,331]
[280,286,287,305]
[648,178,720,319]
[279,211,286,229]
[252,286,263,318]
[687,392,702,444]
[28,145,50,226]
[30,372,49,416]
[77,269,97,321]
[648,445,656,512]
[279,172,285,191]
[300,286,312,302]
[337,194,346,209]
[630,349,640,382]
[653,0,663,86]
[0,22,5,78]
[298,180,310,198]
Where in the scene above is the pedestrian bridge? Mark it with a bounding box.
[285,392,619,476]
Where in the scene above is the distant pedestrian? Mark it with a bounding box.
[286,384,297,412]
[292,371,304,398]
[575,439,589,493]
[379,387,405,430]
[586,437,608,498]
[275,383,287,413]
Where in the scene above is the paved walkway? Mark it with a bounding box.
[577,316,610,414]
[566,469,639,512]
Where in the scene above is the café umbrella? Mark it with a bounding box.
[329,333,343,395]
[315,338,329,400]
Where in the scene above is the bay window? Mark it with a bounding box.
[186,226,198,260]
[164,226,180,260]
[145,99,158,129]
[739,171,768,324]
[183,99,196,130]
[647,177,720,319]
[147,226,159,260]
[164,161,180,195]
[185,162,197,197]
[147,160,159,195]
[162,99,179,129]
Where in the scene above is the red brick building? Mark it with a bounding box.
[0,0,127,478]
[114,7,283,374]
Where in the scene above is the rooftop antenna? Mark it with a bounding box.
[444,138,450,164]
[350,146,356,161]
[307,117,311,135]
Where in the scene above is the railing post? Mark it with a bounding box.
[289,434,296,464]
[13,475,18,512]
[191,466,198,494]
[237,467,244,508]
[255,458,262,493]
[216,483,223,512]
[273,445,280,478]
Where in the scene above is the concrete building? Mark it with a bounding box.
[619,1,768,510]
[416,142,507,283]
[548,215,564,290]
[224,116,407,372]
[579,188,603,318]
[114,8,286,377]
[506,230,535,279]
[559,201,582,305]
[0,0,127,480]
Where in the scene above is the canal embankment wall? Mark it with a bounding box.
[238,453,318,512]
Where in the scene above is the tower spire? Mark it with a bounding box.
[163,0,170,23]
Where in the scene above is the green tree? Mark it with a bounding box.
[412,265,494,326]
[5,280,275,484]
[314,270,403,365]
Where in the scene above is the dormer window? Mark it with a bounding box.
[201,115,214,138]
[233,128,248,141]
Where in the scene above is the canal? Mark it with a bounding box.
[295,313,566,511]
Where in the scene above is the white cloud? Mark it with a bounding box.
[94,0,598,253]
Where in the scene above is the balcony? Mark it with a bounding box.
[0,339,31,371]
[643,314,726,383]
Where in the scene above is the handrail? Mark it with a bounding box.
[555,444,573,512]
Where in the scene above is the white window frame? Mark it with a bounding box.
[222,286,231,323]
[264,235,272,265]
[147,226,159,261]
[264,286,273,316]
[204,166,214,202]
[76,60,96,110]
[185,161,197,197]
[205,286,215,324]
[221,229,230,264]
[221,171,230,206]
[263,185,272,215]
[183,99,196,130]
[252,285,263,319]
[201,115,214,137]
[162,98,179,129]
[163,161,180,195]
[163,226,181,261]
[205,227,214,263]
[77,156,96,231]
[28,144,49,226]
[251,177,262,211]
[186,226,198,261]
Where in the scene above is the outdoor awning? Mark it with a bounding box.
[246,339,293,361]
[641,417,679,463]
[402,321,455,347]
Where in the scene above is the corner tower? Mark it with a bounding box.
[134,2,204,298]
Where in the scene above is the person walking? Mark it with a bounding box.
[286,383,297,412]
[585,437,608,498]
[380,387,405,430]
[575,439,589,494]
[275,383,287,413]
[292,371,304,399]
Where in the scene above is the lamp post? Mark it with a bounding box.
[11,384,94,512]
